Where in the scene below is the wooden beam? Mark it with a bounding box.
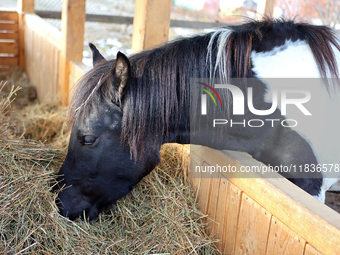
[59,0,86,106]
[132,0,172,52]
[0,11,19,21]
[0,32,19,40]
[264,0,275,17]
[0,42,18,54]
[0,23,19,31]
[35,10,231,29]
[17,0,34,70]
[0,57,18,65]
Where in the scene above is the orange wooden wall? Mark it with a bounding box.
[0,11,19,71]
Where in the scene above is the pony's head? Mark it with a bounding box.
[55,45,160,221]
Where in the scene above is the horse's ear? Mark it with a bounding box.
[89,43,105,66]
[112,51,131,98]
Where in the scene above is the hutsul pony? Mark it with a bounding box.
[55,18,340,221]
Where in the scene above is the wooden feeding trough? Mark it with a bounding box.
[1,0,340,254]
[174,144,340,254]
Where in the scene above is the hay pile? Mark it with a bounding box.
[10,101,70,149]
[0,81,219,254]
[0,67,36,109]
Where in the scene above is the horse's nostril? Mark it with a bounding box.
[55,193,95,221]
[86,205,99,221]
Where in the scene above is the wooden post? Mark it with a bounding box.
[131,0,172,52]
[264,0,275,17]
[256,0,275,18]
[59,0,86,105]
[17,0,34,69]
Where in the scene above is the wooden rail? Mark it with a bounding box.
[34,10,230,29]
[174,144,340,255]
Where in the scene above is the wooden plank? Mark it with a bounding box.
[213,176,228,253]
[34,32,42,101]
[0,66,11,71]
[24,24,33,82]
[24,14,61,49]
[206,173,221,236]
[41,36,48,101]
[264,0,275,16]
[18,13,24,68]
[68,60,89,103]
[186,144,203,189]
[59,0,86,105]
[132,0,172,52]
[233,193,272,255]
[266,216,306,255]
[0,57,18,65]
[0,23,19,31]
[0,11,19,22]
[191,147,340,255]
[223,181,242,255]
[0,42,18,54]
[18,0,35,70]
[196,162,213,215]
[69,60,89,81]
[304,244,323,255]
[0,32,19,40]
[257,0,275,17]
[53,47,60,101]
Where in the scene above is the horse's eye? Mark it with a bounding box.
[82,135,97,145]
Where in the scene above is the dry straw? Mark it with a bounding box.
[0,81,219,254]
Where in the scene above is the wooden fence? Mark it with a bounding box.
[0,11,19,71]
[23,14,60,101]
[22,13,89,103]
[174,144,340,255]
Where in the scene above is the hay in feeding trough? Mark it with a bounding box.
[0,81,219,254]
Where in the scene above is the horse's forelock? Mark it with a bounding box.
[68,61,113,128]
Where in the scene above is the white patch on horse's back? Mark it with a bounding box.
[251,39,321,79]
[251,39,340,202]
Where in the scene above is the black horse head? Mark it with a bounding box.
[55,45,160,220]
